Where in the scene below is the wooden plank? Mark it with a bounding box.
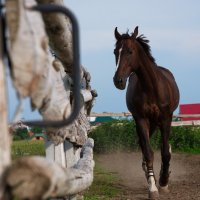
[91,112,200,127]
[64,141,82,200]
[173,114,200,118]
[81,90,93,102]
[45,140,82,200]
[55,143,66,167]
[171,120,200,127]
[90,112,131,117]
[0,14,11,199]
[45,139,55,162]
[64,141,79,168]
[35,0,73,74]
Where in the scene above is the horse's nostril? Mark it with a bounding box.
[119,78,123,83]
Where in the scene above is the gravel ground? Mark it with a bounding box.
[97,152,200,200]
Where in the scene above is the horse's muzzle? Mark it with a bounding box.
[113,75,127,90]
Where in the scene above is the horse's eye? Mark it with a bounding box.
[113,49,117,55]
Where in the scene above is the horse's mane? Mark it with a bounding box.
[136,35,156,64]
[116,32,156,65]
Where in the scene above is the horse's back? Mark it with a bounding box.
[158,66,176,83]
[159,66,179,110]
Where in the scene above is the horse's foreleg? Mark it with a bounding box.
[142,157,148,179]
[159,118,172,193]
[142,124,156,180]
[140,142,159,199]
[136,119,159,199]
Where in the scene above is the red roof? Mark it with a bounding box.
[179,103,200,121]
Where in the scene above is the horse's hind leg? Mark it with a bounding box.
[159,117,172,193]
[136,119,159,199]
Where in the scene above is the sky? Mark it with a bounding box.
[7,0,200,121]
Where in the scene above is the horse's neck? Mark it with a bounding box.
[136,58,159,96]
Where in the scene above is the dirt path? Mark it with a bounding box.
[97,152,200,200]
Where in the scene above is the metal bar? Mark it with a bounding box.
[22,4,81,128]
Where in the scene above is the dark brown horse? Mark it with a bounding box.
[113,26,179,199]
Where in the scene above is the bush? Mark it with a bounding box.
[170,126,200,153]
[90,120,138,153]
[14,128,29,140]
[90,120,200,154]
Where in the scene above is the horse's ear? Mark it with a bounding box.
[132,26,139,39]
[115,27,121,40]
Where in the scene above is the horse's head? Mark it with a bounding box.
[113,26,139,90]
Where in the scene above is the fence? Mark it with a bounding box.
[0,1,95,200]
[90,112,200,126]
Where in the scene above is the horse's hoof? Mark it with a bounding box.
[148,191,159,199]
[159,185,170,194]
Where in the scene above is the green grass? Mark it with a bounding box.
[12,140,45,200]
[83,157,121,200]
[11,140,45,159]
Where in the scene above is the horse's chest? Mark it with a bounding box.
[143,103,160,118]
[126,75,161,118]
[132,102,160,117]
